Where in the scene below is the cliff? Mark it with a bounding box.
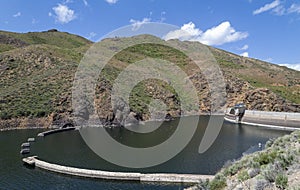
[0,30,299,128]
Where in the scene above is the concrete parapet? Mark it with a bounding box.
[37,127,75,137]
[22,156,213,183]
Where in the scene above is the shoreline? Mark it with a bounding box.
[2,110,300,132]
[0,114,217,132]
[0,126,58,132]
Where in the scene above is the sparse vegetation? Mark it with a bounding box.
[237,170,250,182]
[275,173,288,189]
[0,30,299,128]
[0,30,91,121]
[188,131,300,190]
[208,173,227,190]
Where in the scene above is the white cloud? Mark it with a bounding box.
[129,18,151,31]
[87,32,97,40]
[52,4,76,24]
[272,5,285,15]
[253,0,281,15]
[106,0,118,4]
[32,18,38,24]
[181,22,202,36]
[279,63,300,71]
[164,21,248,46]
[288,4,300,14]
[13,12,21,17]
[82,0,88,6]
[264,58,273,62]
[163,22,202,41]
[63,0,73,4]
[160,11,166,22]
[239,44,249,50]
[252,2,300,16]
[240,52,249,57]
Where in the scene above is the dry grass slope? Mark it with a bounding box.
[0,30,299,128]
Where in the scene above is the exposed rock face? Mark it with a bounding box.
[0,117,53,130]
[244,88,300,112]
[97,94,164,126]
[111,97,131,126]
[94,77,182,124]
[224,76,300,112]
[1,45,61,67]
[0,34,28,48]
[0,31,299,128]
[46,29,58,32]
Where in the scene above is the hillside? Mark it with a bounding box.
[0,30,299,128]
[188,130,300,190]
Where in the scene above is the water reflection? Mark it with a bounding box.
[0,117,290,189]
[33,116,290,174]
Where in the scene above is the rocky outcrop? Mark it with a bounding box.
[224,75,300,113]
[0,117,53,130]
[244,88,300,112]
[0,34,28,48]
[0,31,299,128]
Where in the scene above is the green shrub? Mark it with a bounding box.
[275,173,288,189]
[237,170,250,182]
[262,164,279,182]
[34,110,47,117]
[254,150,277,165]
[0,111,11,120]
[265,138,275,148]
[195,179,209,189]
[209,174,227,190]
[224,162,242,176]
[278,150,295,169]
[248,157,260,168]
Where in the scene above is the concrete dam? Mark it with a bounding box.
[225,107,300,131]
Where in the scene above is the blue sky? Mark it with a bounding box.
[1,0,300,70]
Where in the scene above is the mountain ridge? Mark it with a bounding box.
[0,29,299,128]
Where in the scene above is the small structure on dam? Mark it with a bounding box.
[20,148,30,154]
[225,103,247,123]
[21,142,30,148]
[27,138,35,142]
[225,103,300,130]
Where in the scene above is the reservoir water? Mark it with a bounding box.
[0,116,290,189]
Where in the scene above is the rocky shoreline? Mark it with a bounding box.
[0,126,57,132]
[187,130,300,190]
[0,117,54,131]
